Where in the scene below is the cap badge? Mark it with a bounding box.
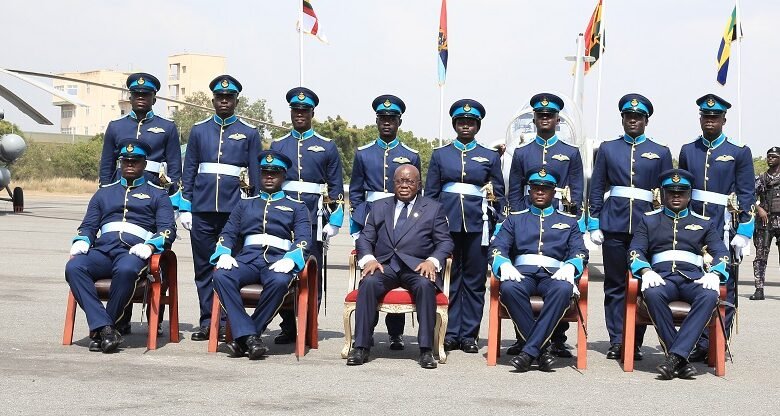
[265,154,274,163]
[630,98,638,107]
[383,99,392,108]
[539,168,547,177]
[137,77,145,85]
[221,79,229,88]
[706,98,716,107]
[297,92,306,101]
[672,173,681,183]
[540,98,549,106]
[463,103,472,112]
[126,144,134,153]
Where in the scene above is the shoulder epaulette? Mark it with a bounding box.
[558,140,576,148]
[148,182,165,190]
[478,143,498,152]
[434,142,450,150]
[273,134,290,142]
[193,117,210,126]
[517,140,534,148]
[645,209,662,216]
[509,209,529,215]
[286,195,305,203]
[241,194,260,200]
[646,137,668,147]
[314,132,331,142]
[100,180,120,188]
[156,114,174,123]
[401,143,419,153]
[110,114,129,123]
[691,212,710,220]
[239,119,256,129]
[556,210,577,217]
[357,142,373,150]
[727,137,745,147]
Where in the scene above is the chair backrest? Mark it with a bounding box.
[347,249,453,297]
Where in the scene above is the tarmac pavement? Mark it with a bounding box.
[1,194,779,415]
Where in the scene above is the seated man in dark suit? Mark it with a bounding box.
[347,165,454,369]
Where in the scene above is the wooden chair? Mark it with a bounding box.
[63,250,180,350]
[621,272,727,376]
[342,250,453,363]
[486,269,589,369]
[208,256,318,358]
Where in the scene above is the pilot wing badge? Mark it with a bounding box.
[147,127,165,134]
[132,193,151,199]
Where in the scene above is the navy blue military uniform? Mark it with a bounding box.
[352,195,454,360]
[490,167,587,368]
[271,87,344,337]
[628,169,729,377]
[65,140,175,348]
[349,95,420,339]
[508,94,584,216]
[211,151,311,355]
[99,73,182,202]
[179,75,262,330]
[588,94,673,351]
[678,94,755,350]
[425,99,505,348]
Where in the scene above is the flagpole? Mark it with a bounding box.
[594,0,605,141]
[736,0,742,144]
[299,1,305,86]
[438,84,444,146]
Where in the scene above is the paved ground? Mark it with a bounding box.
[1,195,779,415]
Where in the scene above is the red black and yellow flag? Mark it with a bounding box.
[583,0,604,74]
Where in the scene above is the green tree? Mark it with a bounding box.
[754,156,768,175]
[171,92,276,143]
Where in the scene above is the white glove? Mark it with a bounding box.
[730,234,750,249]
[499,263,524,282]
[589,229,605,245]
[179,211,193,231]
[696,272,721,292]
[552,263,579,295]
[323,223,339,239]
[174,211,181,221]
[583,233,599,251]
[69,240,90,256]
[269,257,296,273]
[216,254,238,270]
[129,243,152,260]
[640,270,666,292]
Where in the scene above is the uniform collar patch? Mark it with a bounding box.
[376,137,399,150]
[291,128,315,141]
[622,134,646,145]
[663,207,689,219]
[260,190,286,201]
[213,114,238,126]
[535,135,558,147]
[453,139,477,152]
[530,205,555,217]
[120,176,146,187]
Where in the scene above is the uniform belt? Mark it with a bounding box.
[282,180,326,194]
[524,185,564,200]
[607,185,654,203]
[366,191,394,202]
[513,254,563,269]
[144,160,163,174]
[243,233,292,251]
[692,189,728,206]
[443,182,483,197]
[651,250,703,268]
[100,222,153,240]
[198,162,242,177]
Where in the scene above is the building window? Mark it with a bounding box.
[85,108,90,116]
[61,107,74,118]
[66,85,78,95]
[84,127,89,135]
[86,85,90,94]
[54,85,64,92]
[169,85,178,99]
[182,66,187,74]
[61,127,73,134]
[181,87,186,96]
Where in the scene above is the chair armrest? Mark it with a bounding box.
[577,268,589,300]
[443,257,453,298]
[348,252,359,292]
[149,252,164,282]
[719,284,727,301]
[626,271,639,305]
[297,255,317,288]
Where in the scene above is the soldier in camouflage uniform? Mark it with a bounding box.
[752,146,780,300]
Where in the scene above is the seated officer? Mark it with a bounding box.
[65,139,176,353]
[628,168,729,379]
[347,165,454,369]
[211,150,311,360]
[489,167,587,372]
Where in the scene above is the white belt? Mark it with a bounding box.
[524,185,563,200]
[366,191,394,202]
[144,160,163,173]
[198,162,242,177]
[691,189,728,206]
[244,233,292,251]
[651,250,703,268]
[282,180,326,194]
[607,185,654,203]
[514,254,564,269]
[443,182,490,247]
[100,222,153,240]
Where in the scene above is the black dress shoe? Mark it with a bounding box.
[506,340,525,355]
[346,347,369,366]
[116,323,132,336]
[676,361,698,379]
[224,339,247,358]
[634,346,644,361]
[246,335,268,360]
[218,326,227,342]
[688,345,708,363]
[657,353,686,380]
[419,350,438,369]
[89,340,101,352]
[389,335,405,351]
[537,351,556,372]
[191,327,209,341]
[750,288,765,300]
[550,342,573,358]
[443,339,460,352]
[99,326,122,354]
[274,331,297,345]
[461,338,479,353]
[510,352,534,372]
[606,343,621,360]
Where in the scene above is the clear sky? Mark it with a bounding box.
[1,0,777,156]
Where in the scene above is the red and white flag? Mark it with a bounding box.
[300,0,328,43]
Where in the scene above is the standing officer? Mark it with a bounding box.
[490,166,587,372]
[628,168,729,379]
[178,75,262,341]
[211,150,311,359]
[346,165,454,369]
[751,147,780,300]
[349,94,421,349]
[65,139,175,353]
[426,99,505,353]
[678,94,755,361]
[271,87,345,344]
[505,93,585,356]
[588,94,672,360]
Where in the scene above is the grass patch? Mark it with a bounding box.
[12,177,98,194]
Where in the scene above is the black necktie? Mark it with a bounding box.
[394,202,409,240]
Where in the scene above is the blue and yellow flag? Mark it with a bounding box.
[716,6,741,86]
[438,0,448,86]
